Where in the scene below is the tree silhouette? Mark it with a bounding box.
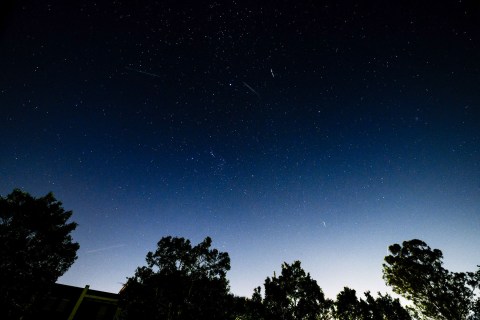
[334,287,412,320]
[0,189,79,319]
[119,236,233,320]
[234,286,266,320]
[263,260,333,320]
[334,287,361,320]
[364,291,413,320]
[383,239,479,320]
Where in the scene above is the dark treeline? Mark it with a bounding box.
[118,236,410,320]
[1,189,479,320]
[117,236,479,320]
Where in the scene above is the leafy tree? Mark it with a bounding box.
[0,189,79,319]
[383,239,479,320]
[119,236,233,320]
[468,268,480,320]
[334,287,361,320]
[469,298,480,320]
[234,286,266,320]
[361,291,412,320]
[249,286,266,319]
[263,260,333,320]
[334,287,412,320]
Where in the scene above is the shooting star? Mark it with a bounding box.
[86,244,126,254]
[125,67,162,78]
[270,68,275,78]
[242,81,260,97]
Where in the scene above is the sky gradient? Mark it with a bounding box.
[1,0,479,299]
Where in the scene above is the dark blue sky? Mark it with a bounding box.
[1,0,479,298]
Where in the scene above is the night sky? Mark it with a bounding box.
[1,1,479,299]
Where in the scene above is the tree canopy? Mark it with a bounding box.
[0,188,79,319]
[116,234,480,320]
[383,239,480,320]
[262,260,333,320]
[120,237,421,320]
[334,287,412,320]
[119,236,233,320]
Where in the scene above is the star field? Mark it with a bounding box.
[1,0,479,298]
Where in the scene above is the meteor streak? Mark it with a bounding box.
[126,67,162,78]
[86,244,126,253]
[242,81,259,97]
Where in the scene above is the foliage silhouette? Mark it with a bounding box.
[383,239,480,320]
[119,236,233,320]
[334,287,361,320]
[0,189,79,319]
[262,260,333,320]
[334,287,412,320]
[234,286,266,320]
[118,235,480,319]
